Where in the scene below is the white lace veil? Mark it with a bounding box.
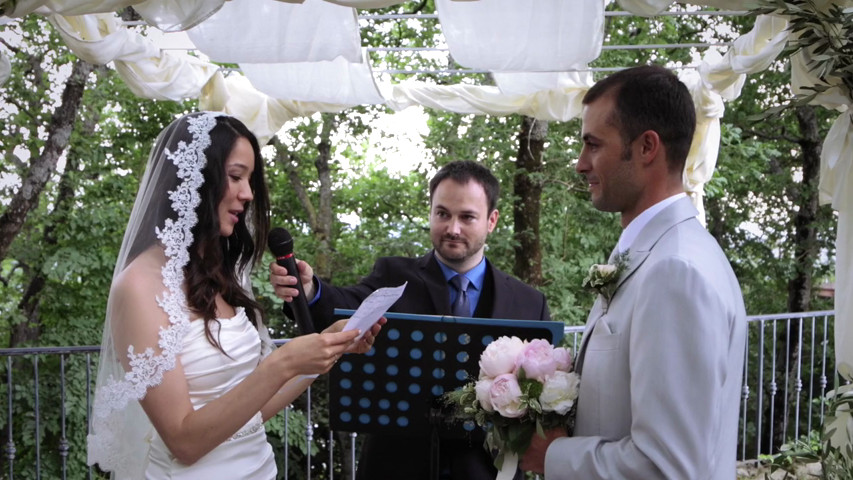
[87,112,274,478]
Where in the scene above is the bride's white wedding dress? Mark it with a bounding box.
[144,307,277,479]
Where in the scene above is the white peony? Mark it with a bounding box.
[539,371,581,415]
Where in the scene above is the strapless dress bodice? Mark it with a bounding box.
[144,308,275,479]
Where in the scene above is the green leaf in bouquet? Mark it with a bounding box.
[527,397,544,415]
[536,419,546,438]
[442,382,480,421]
[442,385,468,407]
[506,422,537,454]
[520,377,544,400]
[493,450,505,470]
[475,409,493,427]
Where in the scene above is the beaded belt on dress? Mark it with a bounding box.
[228,411,264,441]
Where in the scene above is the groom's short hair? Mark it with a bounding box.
[583,65,696,173]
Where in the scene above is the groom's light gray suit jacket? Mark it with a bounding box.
[545,197,746,479]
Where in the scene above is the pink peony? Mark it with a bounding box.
[475,378,495,412]
[489,374,526,418]
[515,339,558,381]
[553,347,573,372]
[479,336,526,378]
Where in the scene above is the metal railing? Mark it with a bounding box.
[0,311,841,479]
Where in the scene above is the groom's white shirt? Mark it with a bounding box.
[544,195,747,479]
[617,193,686,254]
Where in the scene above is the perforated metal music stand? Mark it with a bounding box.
[328,309,564,477]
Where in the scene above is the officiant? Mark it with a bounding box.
[270,160,550,480]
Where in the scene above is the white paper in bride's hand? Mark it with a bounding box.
[343,282,407,340]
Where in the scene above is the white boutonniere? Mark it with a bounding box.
[582,250,630,309]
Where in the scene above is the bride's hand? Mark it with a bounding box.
[322,317,387,354]
[279,329,360,377]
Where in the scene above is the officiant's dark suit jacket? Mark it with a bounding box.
[301,250,550,480]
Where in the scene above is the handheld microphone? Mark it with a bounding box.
[268,228,315,335]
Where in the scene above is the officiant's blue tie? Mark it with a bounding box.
[450,274,470,317]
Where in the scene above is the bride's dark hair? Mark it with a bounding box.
[187,116,270,351]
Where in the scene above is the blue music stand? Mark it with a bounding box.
[328,310,564,437]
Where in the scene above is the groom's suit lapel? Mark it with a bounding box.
[575,197,700,372]
[611,196,700,299]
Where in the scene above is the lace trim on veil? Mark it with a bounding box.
[88,113,221,476]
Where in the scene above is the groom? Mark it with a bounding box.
[520,65,747,479]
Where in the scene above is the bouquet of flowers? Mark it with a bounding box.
[443,336,580,480]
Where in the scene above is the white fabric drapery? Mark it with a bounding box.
[2,0,221,27]
[240,53,385,106]
[698,14,789,101]
[132,0,222,31]
[676,13,791,224]
[49,13,218,101]
[493,72,588,96]
[2,0,142,16]
[821,110,853,378]
[186,0,361,64]
[435,0,604,72]
[387,72,594,121]
[679,69,724,226]
[199,73,348,144]
[784,0,853,379]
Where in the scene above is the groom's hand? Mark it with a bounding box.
[519,427,567,474]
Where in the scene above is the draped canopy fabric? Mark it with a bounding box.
[435,0,604,72]
[821,111,853,378]
[131,0,222,32]
[698,14,789,100]
[2,0,852,380]
[49,12,218,100]
[186,0,361,64]
[240,53,386,106]
[784,0,853,377]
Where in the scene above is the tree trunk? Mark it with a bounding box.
[0,58,93,263]
[11,97,101,347]
[704,194,726,246]
[767,105,822,453]
[786,105,821,314]
[512,115,548,287]
[272,114,338,281]
[313,113,337,280]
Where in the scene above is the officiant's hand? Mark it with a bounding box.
[519,427,567,474]
[270,259,316,300]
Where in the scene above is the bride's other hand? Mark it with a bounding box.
[322,317,387,354]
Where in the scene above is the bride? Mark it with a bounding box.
[87,112,381,479]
